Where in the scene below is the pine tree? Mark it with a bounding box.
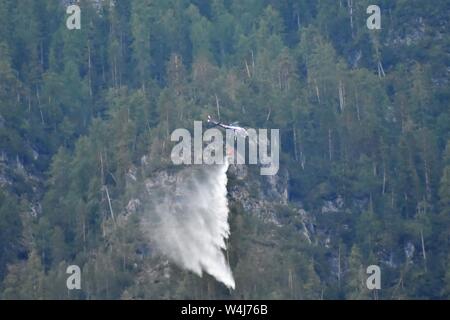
[0,190,22,280]
[131,0,155,89]
[346,245,371,300]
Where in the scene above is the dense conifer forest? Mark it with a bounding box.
[0,0,449,299]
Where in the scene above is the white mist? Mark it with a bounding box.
[142,160,235,289]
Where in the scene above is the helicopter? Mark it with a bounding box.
[207,115,249,137]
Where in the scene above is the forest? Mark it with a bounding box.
[0,0,449,299]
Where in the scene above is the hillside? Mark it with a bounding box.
[0,0,449,299]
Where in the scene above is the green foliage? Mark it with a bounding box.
[0,190,23,281]
[0,0,449,299]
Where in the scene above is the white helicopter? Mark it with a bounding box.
[207,115,249,137]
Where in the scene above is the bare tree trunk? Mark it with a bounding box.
[166,109,170,137]
[328,129,333,161]
[103,186,115,224]
[337,245,341,289]
[245,60,251,79]
[40,40,44,67]
[339,80,345,112]
[355,90,361,122]
[101,58,106,83]
[288,268,294,299]
[215,94,221,120]
[347,0,354,38]
[119,32,123,87]
[82,218,86,247]
[377,60,386,79]
[278,70,282,90]
[300,151,306,170]
[314,79,321,104]
[251,50,255,73]
[36,88,45,125]
[113,55,118,88]
[391,190,395,208]
[88,42,93,97]
[424,158,431,200]
[100,152,105,185]
[420,229,427,271]
[293,127,299,162]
